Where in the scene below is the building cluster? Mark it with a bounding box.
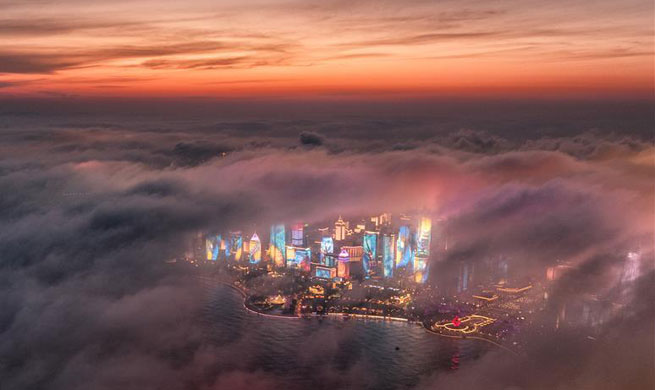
[198,213,442,284]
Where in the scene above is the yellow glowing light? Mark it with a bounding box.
[496,285,532,293]
[472,294,499,302]
[433,315,495,334]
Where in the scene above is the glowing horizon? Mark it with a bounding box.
[0,0,652,99]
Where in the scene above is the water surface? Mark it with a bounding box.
[202,282,493,389]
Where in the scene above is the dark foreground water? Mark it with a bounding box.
[201,281,493,389]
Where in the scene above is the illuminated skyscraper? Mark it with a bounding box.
[335,216,347,241]
[269,224,286,267]
[371,213,391,229]
[382,233,395,278]
[298,248,310,272]
[362,232,377,278]
[415,217,431,258]
[206,235,220,261]
[230,232,243,261]
[243,240,249,257]
[395,225,413,269]
[249,233,261,264]
[414,217,431,283]
[324,254,337,268]
[287,247,311,271]
[320,236,334,266]
[205,238,213,260]
[291,223,304,246]
[285,245,296,263]
[337,248,350,279]
[224,234,232,259]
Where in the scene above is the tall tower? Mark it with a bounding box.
[382,233,395,278]
[249,233,261,264]
[395,225,412,269]
[335,216,347,241]
[291,223,304,246]
[230,231,243,262]
[414,217,432,283]
[269,224,286,268]
[362,231,377,279]
[320,236,334,266]
[338,248,350,279]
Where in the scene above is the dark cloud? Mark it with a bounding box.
[0,53,86,74]
[165,142,234,167]
[0,17,153,37]
[299,131,324,146]
[0,40,297,74]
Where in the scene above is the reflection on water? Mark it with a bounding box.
[202,281,492,389]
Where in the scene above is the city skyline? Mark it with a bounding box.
[199,213,436,282]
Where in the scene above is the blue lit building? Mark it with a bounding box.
[362,232,377,278]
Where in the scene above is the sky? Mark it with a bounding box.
[0,0,653,98]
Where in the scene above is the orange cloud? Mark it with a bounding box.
[0,0,652,98]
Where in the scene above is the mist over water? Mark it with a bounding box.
[202,282,492,390]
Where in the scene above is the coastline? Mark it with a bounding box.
[215,279,518,354]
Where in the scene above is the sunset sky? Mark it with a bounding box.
[1,0,653,98]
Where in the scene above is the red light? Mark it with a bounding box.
[452,315,461,327]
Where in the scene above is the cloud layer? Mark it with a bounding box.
[0,103,653,389]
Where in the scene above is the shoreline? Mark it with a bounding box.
[215,279,519,354]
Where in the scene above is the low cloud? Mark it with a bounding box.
[0,103,652,389]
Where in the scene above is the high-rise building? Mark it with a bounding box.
[230,232,243,261]
[415,217,431,258]
[269,224,286,267]
[371,213,392,229]
[320,236,334,265]
[323,254,337,268]
[287,247,311,271]
[362,232,377,278]
[337,248,350,279]
[224,234,232,259]
[249,233,261,264]
[335,216,347,241]
[382,233,395,278]
[206,235,220,261]
[370,216,379,228]
[291,223,304,246]
[243,240,249,257]
[414,217,432,283]
[285,245,296,263]
[395,225,413,269]
[219,236,226,258]
[341,245,363,260]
